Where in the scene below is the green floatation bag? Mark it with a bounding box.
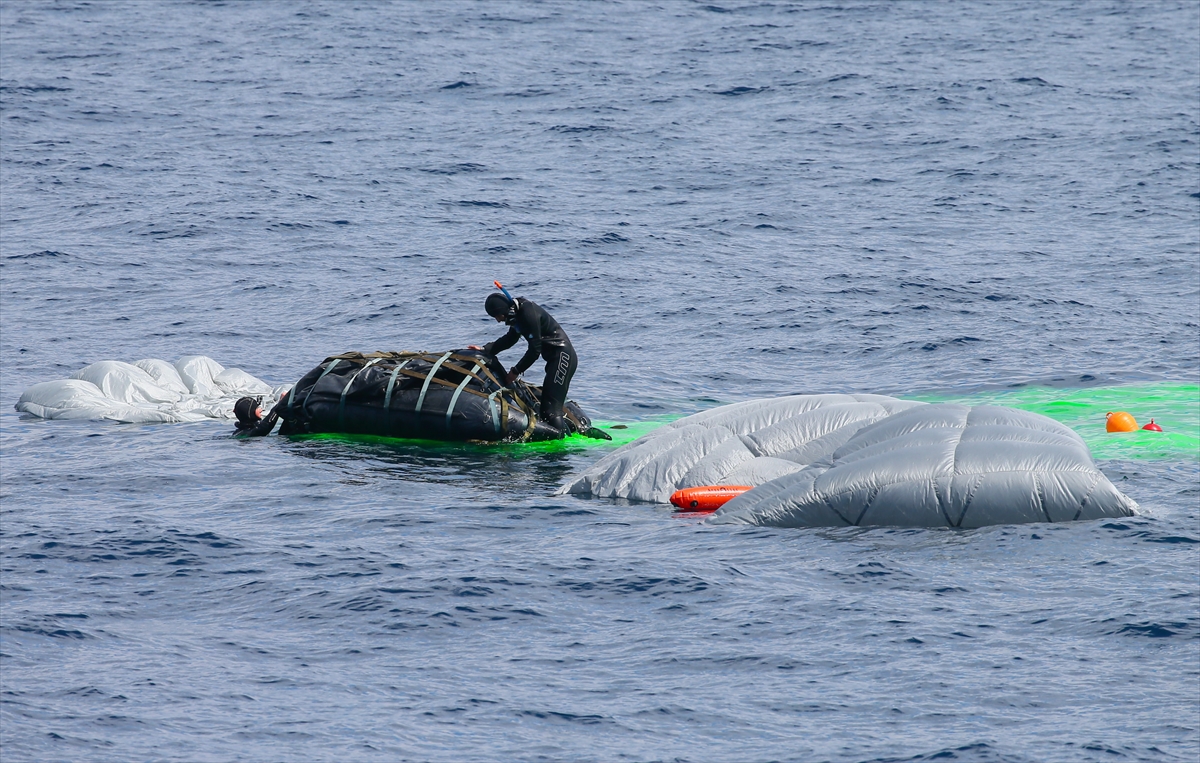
[276,350,598,442]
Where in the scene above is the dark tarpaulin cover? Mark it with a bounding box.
[277,350,591,442]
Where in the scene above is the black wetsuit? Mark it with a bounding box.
[234,390,288,437]
[484,298,577,436]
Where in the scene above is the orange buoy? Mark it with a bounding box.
[1106,411,1138,432]
[670,485,752,513]
[1142,419,1163,432]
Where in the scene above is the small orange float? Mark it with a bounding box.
[1106,411,1138,432]
[670,485,753,513]
[1142,419,1163,432]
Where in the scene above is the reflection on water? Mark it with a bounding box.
[283,435,581,496]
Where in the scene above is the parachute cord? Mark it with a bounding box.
[338,358,382,431]
[445,362,482,435]
[300,359,344,417]
[487,390,501,435]
[414,352,453,415]
[383,358,412,427]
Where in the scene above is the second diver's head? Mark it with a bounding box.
[485,292,514,322]
[234,396,263,429]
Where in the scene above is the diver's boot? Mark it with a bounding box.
[545,414,569,440]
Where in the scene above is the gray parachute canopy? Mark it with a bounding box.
[556,395,1137,528]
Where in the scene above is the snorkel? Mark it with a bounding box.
[489,280,519,322]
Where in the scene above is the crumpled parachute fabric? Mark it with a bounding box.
[15,356,286,423]
[557,394,1137,528]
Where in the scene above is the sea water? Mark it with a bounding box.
[1,2,1197,761]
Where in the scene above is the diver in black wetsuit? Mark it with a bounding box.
[233,391,288,437]
[469,292,577,438]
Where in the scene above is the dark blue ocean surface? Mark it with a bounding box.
[1,2,1197,761]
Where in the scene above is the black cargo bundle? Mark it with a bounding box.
[275,350,596,442]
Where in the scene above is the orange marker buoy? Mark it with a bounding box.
[1106,411,1138,432]
[670,485,752,513]
[1142,419,1163,432]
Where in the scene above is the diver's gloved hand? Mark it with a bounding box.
[505,370,518,386]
